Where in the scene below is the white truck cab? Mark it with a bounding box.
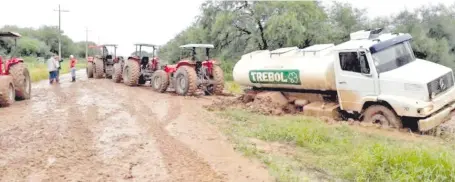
[334,29,455,131]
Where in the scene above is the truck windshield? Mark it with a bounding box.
[371,41,416,73]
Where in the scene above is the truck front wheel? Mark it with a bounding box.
[362,105,403,129]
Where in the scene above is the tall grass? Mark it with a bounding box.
[217,109,455,181]
[21,57,87,82]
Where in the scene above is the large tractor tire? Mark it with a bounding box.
[174,66,197,96]
[94,58,104,79]
[9,62,31,100]
[122,59,141,86]
[151,70,169,93]
[206,65,224,95]
[105,65,113,79]
[0,76,15,107]
[362,105,403,129]
[87,62,94,78]
[112,63,123,83]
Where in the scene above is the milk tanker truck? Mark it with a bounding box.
[233,28,455,132]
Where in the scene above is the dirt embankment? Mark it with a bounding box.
[0,70,273,182]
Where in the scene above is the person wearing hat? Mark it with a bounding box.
[47,54,59,84]
[69,55,78,82]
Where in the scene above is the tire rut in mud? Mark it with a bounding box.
[84,80,225,182]
[0,83,104,181]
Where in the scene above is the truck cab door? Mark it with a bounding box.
[335,50,378,112]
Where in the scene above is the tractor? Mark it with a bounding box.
[86,45,100,78]
[93,44,119,79]
[122,43,160,86]
[151,44,224,96]
[86,44,122,79]
[0,31,31,107]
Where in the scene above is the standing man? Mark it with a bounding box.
[47,55,59,84]
[70,55,78,82]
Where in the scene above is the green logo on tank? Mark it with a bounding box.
[249,70,301,85]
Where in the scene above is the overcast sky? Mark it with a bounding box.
[1,0,453,56]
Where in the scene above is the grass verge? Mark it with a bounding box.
[225,81,243,94]
[213,109,455,182]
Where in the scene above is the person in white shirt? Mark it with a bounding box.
[47,55,60,84]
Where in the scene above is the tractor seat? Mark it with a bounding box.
[141,56,149,65]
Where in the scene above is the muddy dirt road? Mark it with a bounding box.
[0,70,272,182]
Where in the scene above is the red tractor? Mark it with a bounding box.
[151,44,224,96]
[0,32,31,107]
[122,43,160,86]
[87,44,120,79]
[86,45,100,78]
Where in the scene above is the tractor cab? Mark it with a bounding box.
[0,31,22,75]
[101,44,118,64]
[132,43,160,71]
[179,44,214,63]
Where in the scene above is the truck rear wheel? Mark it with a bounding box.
[87,62,94,78]
[94,58,104,79]
[9,63,31,100]
[151,70,169,93]
[122,59,140,86]
[362,105,403,129]
[174,66,197,96]
[112,63,122,83]
[0,76,15,107]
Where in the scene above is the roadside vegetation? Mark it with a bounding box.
[214,109,455,181]
[159,1,455,80]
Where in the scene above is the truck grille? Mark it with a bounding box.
[428,71,454,99]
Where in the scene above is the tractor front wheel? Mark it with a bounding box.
[122,59,140,86]
[174,66,197,96]
[87,62,94,78]
[0,76,15,107]
[112,63,122,83]
[94,58,104,79]
[9,62,31,100]
[151,70,169,93]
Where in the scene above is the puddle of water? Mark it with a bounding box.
[149,100,169,122]
[96,111,140,159]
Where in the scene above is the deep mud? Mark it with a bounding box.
[209,91,455,139]
[0,70,273,182]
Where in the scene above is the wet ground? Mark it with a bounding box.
[0,70,273,182]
